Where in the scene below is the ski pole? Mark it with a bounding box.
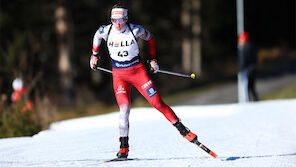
[157,69,196,79]
[96,66,112,74]
[96,66,196,79]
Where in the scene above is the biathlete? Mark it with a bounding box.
[90,4,198,158]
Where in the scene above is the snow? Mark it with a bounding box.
[0,99,296,167]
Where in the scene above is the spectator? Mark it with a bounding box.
[238,31,259,101]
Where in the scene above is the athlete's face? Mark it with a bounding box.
[111,18,127,31]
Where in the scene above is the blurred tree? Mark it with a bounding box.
[201,0,237,77]
[55,0,74,107]
[181,0,202,74]
[192,0,202,74]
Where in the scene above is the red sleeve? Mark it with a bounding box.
[147,35,156,59]
[92,45,99,55]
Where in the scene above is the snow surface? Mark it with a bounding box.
[0,99,296,167]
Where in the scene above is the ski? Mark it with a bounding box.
[105,158,139,162]
[194,140,218,158]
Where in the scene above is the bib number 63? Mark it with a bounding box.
[118,51,128,57]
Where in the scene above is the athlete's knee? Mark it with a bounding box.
[119,103,130,112]
[119,104,130,129]
[150,98,166,111]
[150,100,178,123]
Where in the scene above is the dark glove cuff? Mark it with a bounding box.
[92,54,100,59]
[149,58,157,62]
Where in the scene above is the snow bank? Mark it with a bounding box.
[0,99,295,167]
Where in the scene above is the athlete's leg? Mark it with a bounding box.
[130,66,178,124]
[113,74,131,158]
[130,65,198,142]
[113,75,131,137]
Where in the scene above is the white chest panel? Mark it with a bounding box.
[107,28,139,62]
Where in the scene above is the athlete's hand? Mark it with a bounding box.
[149,59,159,73]
[90,54,100,71]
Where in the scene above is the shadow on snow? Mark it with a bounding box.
[223,152,296,161]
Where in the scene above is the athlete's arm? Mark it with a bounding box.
[92,25,110,55]
[132,24,156,59]
[147,35,156,59]
[90,25,110,70]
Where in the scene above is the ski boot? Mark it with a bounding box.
[117,136,129,158]
[173,121,198,144]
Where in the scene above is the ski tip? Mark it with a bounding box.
[209,151,218,158]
